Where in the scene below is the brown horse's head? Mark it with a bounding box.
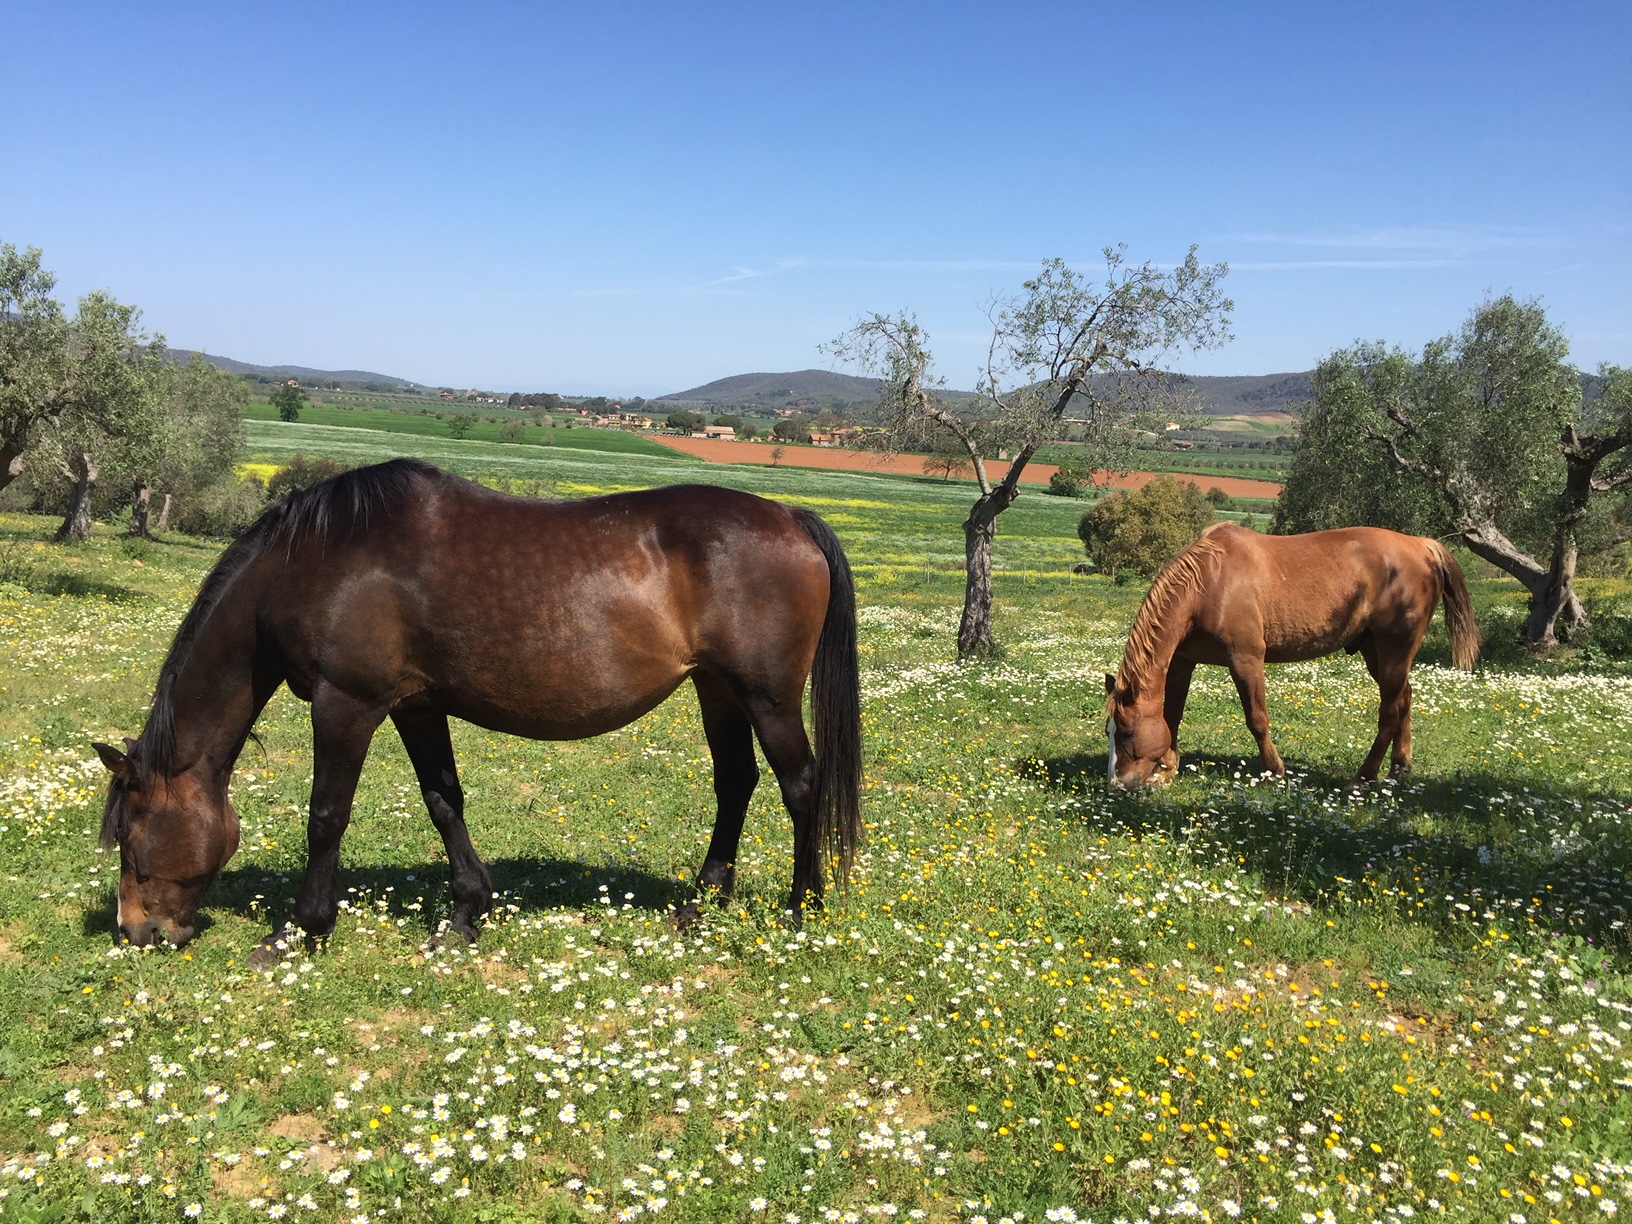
[94,740,240,948]
[1104,674,1178,790]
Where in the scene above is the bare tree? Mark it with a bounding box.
[829,249,1231,657]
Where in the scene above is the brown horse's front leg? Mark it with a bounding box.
[1228,657,1284,776]
[251,688,385,968]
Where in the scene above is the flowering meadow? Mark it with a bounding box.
[3,431,1632,1223]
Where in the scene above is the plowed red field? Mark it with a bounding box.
[646,435,1283,499]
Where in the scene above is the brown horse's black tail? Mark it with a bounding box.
[793,509,863,886]
[1428,540,1480,670]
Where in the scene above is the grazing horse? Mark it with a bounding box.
[93,459,862,954]
[1105,522,1479,789]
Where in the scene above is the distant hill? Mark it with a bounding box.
[1168,372,1314,416]
[664,368,1314,417]
[658,369,888,408]
[168,349,420,389]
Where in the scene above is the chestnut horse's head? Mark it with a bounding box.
[94,740,240,948]
[1104,674,1178,790]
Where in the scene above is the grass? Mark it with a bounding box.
[3,425,1632,1222]
[245,403,682,457]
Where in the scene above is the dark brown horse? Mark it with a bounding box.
[1105,523,1479,788]
[93,459,862,954]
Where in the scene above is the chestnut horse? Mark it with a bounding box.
[1105,522,1478,788]
[93,459,862,954]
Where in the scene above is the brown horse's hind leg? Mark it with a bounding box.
[393,710,493,945]
[744,695,821,926]
[1227,655,1284,776]
[1358,641,1414,781]
[674,673,760,929]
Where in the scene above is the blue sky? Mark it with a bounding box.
[3,2,1626,395]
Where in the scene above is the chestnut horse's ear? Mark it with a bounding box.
[93,741,136,782]
[1104,673,1116,695]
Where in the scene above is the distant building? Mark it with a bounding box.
[701,425,737,440]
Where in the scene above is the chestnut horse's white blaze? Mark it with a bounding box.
[1105,523,1480,789]
[1105,717,1118,782]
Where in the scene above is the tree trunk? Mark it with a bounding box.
[957,495,1002,658]
[156,493,172,532]
[54,452,99,543]
[0,440,23,495]
[1460,521,1587,650]
[129,482,151,538]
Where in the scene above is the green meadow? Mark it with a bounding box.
[2,421,1631,1222]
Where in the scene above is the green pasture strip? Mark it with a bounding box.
[244,420,1092,576]
[3,499,1632,1222]
[245,402,679,456]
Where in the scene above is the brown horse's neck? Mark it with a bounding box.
[146,556,280,791]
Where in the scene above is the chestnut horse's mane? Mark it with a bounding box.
[1114,528,1227,700]
[120,458,438,801]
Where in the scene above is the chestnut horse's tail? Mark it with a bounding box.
[792,509,863,886]
[1427,540,1480,671]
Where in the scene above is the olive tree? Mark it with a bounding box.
[1277,297,1632,649]
[0,244,70,492]
[829,249,1232,657]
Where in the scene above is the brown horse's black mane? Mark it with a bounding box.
[111,459,439,827]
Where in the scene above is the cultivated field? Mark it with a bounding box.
[2,422,1631,1222]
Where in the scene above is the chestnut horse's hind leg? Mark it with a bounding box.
[1227,654,1285,776]
[1357,640,1415,781]
[690,673,760,904]
[392,710,493,944]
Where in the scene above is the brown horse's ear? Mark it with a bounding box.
[1104,673,1116,695]
[122,736,139,755]
[93,741,135,782]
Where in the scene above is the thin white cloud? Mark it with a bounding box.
[1216,225,1562,256]
[1228,259,1460,271]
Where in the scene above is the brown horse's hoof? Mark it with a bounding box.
[1343,777,1374,795]
[248,930,296,971]
[672,901,703,933]
[426,922,480,952]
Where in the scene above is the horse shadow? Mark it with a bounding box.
[224,857,693,934]
[1023,748,1632,947]
[79,858,697,945]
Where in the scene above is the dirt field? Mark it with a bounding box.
[646,435,1285,499]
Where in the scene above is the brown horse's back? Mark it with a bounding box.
[259,478,832,740]
[1184,524,1453,665]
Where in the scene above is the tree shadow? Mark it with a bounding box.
[1024,749,1632,947]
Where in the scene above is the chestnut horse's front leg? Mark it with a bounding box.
[1162,656,1196,775]
[1227,655,1284,776]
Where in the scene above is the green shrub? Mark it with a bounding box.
[1077,475,1214,579]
